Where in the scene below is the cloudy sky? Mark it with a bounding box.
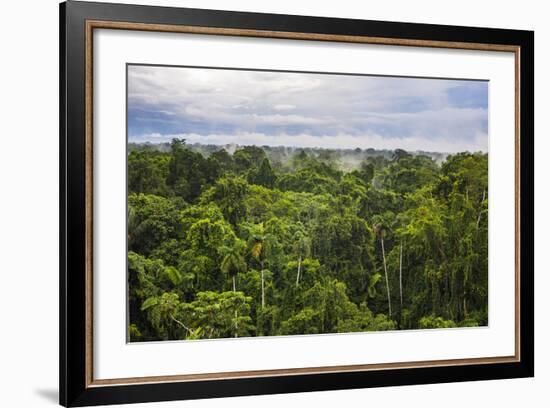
[128,65,488,153]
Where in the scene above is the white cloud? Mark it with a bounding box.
[128,65,488,152]
[273,104,296,111]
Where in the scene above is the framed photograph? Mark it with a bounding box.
[60,1,534,406]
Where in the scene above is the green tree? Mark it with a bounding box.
[220,242,247,292]
[248,157,277,188]
[128,150,170,195]
[292,230,311,286]
[180,291,254,339]
[201,175,249,227]
[128,194,184,256]
[372,213,393,317]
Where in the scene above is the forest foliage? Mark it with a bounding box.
[128,139,488,341]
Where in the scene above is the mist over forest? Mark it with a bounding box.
[129,141,450,170]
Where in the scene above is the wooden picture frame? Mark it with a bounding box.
[60,1,534,406]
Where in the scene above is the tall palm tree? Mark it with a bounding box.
[399,241,403,313]
[250,234,275,308]
[251,237,266,307]
[373,215,392,317]
[292,231,311,287]
[220,244,247,338]
[220,246,247,292]
[394,213,408,319]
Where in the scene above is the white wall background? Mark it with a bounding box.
[0,0,544,407]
